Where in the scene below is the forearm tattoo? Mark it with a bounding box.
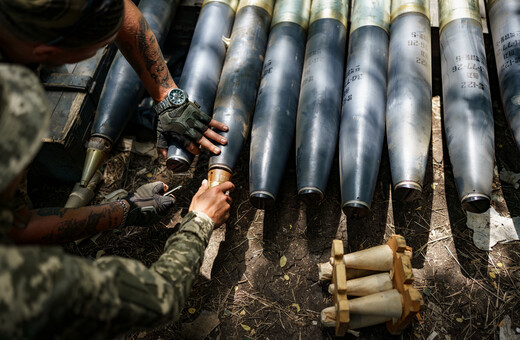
[136,15,173,89]
[36,202,120,244]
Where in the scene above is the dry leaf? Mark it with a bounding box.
[489,272,496,279]
[497,262,504,268]
[280,255,287,268]
[284,275,290,281]
[291,303,300,312]
[188,308,196,314]
[146,173,153,178]
[456,318,463,323]
[241,324,251,331]
[239,310,246,316]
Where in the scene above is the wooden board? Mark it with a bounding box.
[31,45,117,182]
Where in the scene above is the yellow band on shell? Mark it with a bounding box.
[391,0,430,22]
[271,0,311,30]
[351,0,391,34]
[439,0,481,32]
[202,0,239,12]
[310,0,349,28]
[237,0,274,16]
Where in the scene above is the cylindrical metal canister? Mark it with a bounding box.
[249,0,311,209]
[439,0,494,213]
[386,0,432,201]
[81,0,179,186]
[295,0,348,204]
[207,0,274,187]
[487,0,520,151]
[339,0,391,218]
[165,0,238,172]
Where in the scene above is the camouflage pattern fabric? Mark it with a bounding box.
[0,211,214,339]
[0,0,124,48]
[0,53,217,338]
[0,64,50,194]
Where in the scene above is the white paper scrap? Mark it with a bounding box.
[467,207,520,250]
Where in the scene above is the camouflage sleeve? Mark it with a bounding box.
[0,210,214,339]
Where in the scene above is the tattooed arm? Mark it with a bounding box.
[115,0,174,102]
[115,0,229,157]
[9,201,126,244]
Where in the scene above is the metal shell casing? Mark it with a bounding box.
[487,0,520,151]
[271,0,311,30]
[249,0,310,209]
[439,17,494,213]
[390,0,429,22]
[339,0,391,217]
[486,0,499,8]
[203,0,239,11]
[350,0,391,34]
[386,11,432,201]
[339,25,389,218]
[237,0,274,15]
[166,1,236,171]
[310,0,349,28]
[296,3,348,203]
[208,1,273,175]
[438,0,480,33]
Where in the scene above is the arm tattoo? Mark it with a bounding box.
[37,207,68,218]
[39,203,120,244]
[136,16,173,89]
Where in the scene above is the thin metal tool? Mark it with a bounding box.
[163,185,182,197]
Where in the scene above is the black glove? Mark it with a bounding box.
[157,100,212,147]
[123,181,175,227]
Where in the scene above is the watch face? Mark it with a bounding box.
[168,88,187,106]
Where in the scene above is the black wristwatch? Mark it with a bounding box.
[153,88,188,115]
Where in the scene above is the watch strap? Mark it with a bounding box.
[153,96,172,115]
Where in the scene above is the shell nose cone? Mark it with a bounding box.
[393,181,422,202]
[461,193,490,214]
[298,187,324,206]
[250,191,275,210]
[80,149,107,187]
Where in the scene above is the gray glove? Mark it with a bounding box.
[157,100,212,147]
[123,181,175,227]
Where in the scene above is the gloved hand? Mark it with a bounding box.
[123,181,175,227]
[157,100,212,145]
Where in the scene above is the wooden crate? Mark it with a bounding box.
[31,45,117,182]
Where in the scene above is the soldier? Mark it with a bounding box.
[0,0,232,243]
[0,0,235,337]
[0,0,228,156]
[0,63,234,339]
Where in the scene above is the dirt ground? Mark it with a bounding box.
[28,13,520,340]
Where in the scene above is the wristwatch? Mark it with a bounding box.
[153,88,188,115]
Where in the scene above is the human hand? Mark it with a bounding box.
[156,100,228,157]
[123,181,175,227]
[189,179,234,227]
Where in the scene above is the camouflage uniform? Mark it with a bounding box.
[0,0,124,48]
[0,57,216,339]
